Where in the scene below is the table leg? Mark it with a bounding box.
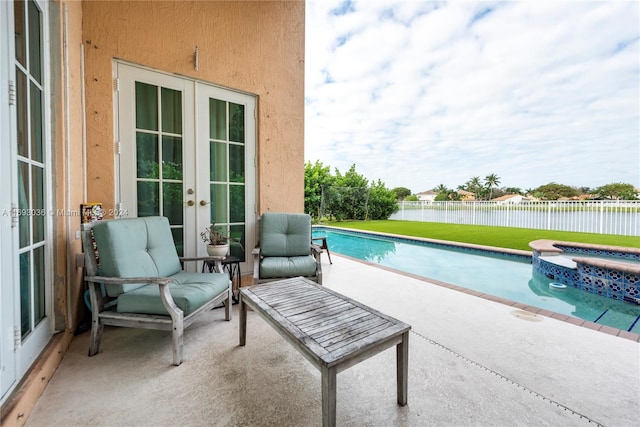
[239,296,247,346]
[321,364,337,427]
[397,331,409,406]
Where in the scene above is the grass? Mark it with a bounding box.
[320,220,640,251]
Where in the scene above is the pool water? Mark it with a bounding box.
[313,228,640,334]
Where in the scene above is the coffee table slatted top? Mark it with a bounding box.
[241,277,411,368]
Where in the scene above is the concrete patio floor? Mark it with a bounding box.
[26,255,639,426]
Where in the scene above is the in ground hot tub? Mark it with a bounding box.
[530,240,640,304]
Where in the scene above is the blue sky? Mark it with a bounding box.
[304,0,640,193]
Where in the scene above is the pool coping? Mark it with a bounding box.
[315,226,640,343]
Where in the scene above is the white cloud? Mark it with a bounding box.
[305,0,640,192]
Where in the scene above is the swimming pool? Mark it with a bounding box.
[312,227,640,334]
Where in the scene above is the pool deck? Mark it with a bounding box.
[25,254,640,427]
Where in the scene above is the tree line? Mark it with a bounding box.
[304,161,398,221]
[306,162,638,221]
[396,175,638,201]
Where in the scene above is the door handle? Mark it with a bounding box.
[185,200,195,206]
[200,200,210,206]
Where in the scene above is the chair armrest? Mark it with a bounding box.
[311,243,322,254]
[84,276,173,285]
[252,247,261,280]
[85,276,182,319]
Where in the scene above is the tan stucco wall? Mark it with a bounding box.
[82,0,306,214]
[51,0,86,333]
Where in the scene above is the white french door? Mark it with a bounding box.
[1,0,53,403]
[116,63,256,271]
[0,0,14,402]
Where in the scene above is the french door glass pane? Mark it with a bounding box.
[229,103,244,143]
[210,141,226,182]
[30,81,42,162]
[229,224,245,261]
[162,183,183,225]
[137,181,159,216]
[20,252,31,337]
[136,133,158,178]
[162,136,183,180]
[18,161,30,248]
[229,144,244,183]
[229,185,245,223]
[171,228,184,258]
[27,0,41,83]
[161,88,182,134]
[16,69,27,157]
[210,184,227,223]
[33,245,45,324]
[14,0,26,66]
[135,82,158,131]
[33,165,44,242]
[209,98,226,140]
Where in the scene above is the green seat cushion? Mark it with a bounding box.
[116,272,229,316]
[260,255,317,279]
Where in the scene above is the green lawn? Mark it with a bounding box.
[321,220,640,251]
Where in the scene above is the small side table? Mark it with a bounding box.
[312,236,332,264]
[203,256,241,303]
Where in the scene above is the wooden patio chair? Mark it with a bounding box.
[252,212,322,285]
[81,216,232,366]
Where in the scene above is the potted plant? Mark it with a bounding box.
[200,223,230,257]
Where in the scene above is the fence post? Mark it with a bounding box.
[473,202,476,225]
[599,200,604,234]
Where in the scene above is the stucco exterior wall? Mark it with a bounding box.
[51,0,86,332]
[82,0,305,214]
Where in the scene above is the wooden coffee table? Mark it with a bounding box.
[239,277,411,427]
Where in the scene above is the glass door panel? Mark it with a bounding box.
[207,98,246,261]
[210,184,228,223]
[134,82,185,255]
[16,0,46,340]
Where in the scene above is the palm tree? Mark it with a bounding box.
[468,176,482,200]
[485,173,501,201]
[433,184,448,194]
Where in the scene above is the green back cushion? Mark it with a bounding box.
[92,217,182,296]
[260,213,311,257]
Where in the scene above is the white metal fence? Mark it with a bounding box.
[390,200,640,236]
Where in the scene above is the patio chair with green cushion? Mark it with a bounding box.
[81,216,232,366]
[252,212,322,285]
